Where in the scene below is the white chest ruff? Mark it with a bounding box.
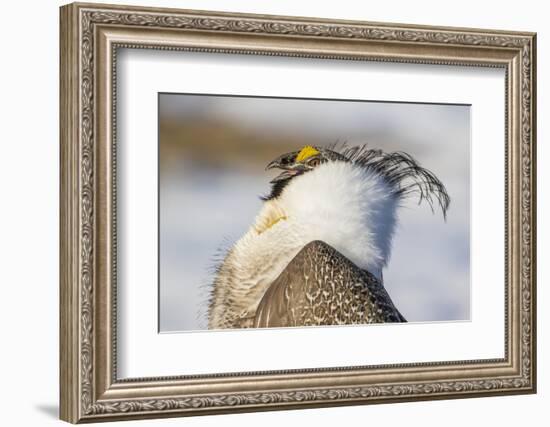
[227,161,399,312]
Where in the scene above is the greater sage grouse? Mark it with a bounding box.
[207,145,449,329]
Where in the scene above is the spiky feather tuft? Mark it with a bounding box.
[340,144,450,220]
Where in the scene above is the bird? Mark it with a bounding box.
[207,144,450,329]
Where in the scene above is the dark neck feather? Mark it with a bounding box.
[261,178,292,201]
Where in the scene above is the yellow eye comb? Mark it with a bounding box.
[295,145,320,162]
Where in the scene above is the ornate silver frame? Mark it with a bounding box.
[60,2,537,423]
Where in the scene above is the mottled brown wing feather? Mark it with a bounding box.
[254,240,406,328]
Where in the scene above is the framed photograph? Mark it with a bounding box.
[59,2,537,423]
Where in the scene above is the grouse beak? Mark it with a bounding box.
[265,152,304,183]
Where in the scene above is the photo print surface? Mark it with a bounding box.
[159,93,470,333]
